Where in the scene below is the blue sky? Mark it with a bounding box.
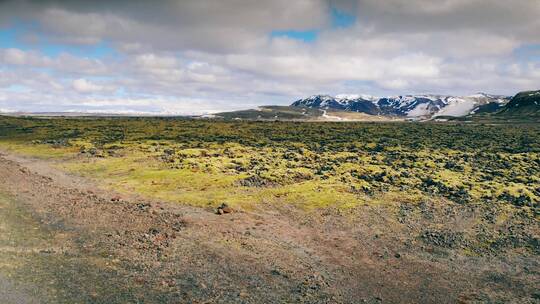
[271,30,319,43]
[513,44,540,62]
[0,0,539,114]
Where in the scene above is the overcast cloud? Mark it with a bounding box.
[0,0,539,114]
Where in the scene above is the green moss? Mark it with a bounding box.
[0,116,538,210]
[0,141,78,159]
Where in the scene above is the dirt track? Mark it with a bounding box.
[0,151,538,303]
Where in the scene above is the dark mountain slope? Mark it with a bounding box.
[497,90,540,116]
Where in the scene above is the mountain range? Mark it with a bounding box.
[212,90,539,121]
[291,93,511,118]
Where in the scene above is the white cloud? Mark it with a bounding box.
[1,48,52,66]
[135,54,178,70]
[0,0,539,113]
[1,1,329,54]
[72,78,104,93]
[3,48,27,65]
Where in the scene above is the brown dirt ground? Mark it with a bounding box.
[0,151,538,303]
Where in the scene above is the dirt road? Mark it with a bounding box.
[0,151,538,303]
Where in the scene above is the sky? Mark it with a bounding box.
[0,0,539,114]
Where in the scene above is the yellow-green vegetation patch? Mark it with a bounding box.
[0,141,79,159]
[0,115,538,210]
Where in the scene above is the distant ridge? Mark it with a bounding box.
[291,93,510,119]
[497,90,540,117]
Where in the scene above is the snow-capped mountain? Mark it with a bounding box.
[291,93,510,118]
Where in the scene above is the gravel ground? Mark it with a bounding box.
[0,151,538,303]
[0,275,40,304]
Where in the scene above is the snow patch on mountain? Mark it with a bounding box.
[407,103,430,117]
[434,97,476,117]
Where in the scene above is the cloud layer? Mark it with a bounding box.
[0,0,539,113]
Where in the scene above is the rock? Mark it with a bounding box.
[111,196,121,202]
[237,175,275,187]
[394,252,401,258]
[239,291,248,298]
[216,203,233,215]
[163,148,175,155]
[421,230,464,248]
[136,203,151,211]
[88,147,98,155]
